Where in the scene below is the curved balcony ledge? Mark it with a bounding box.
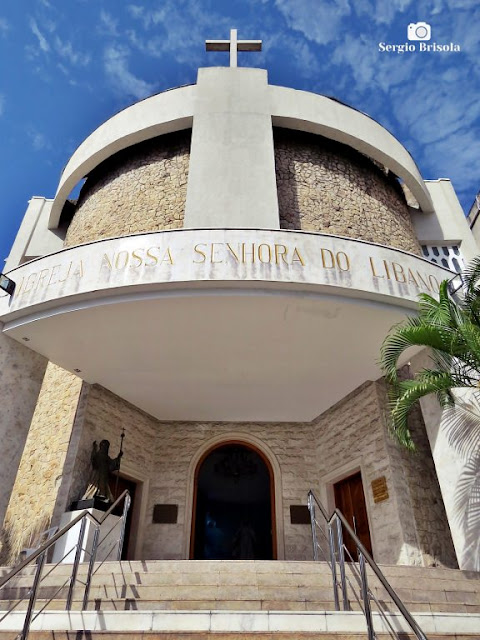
[0,229,452,422]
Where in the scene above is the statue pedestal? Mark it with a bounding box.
[51,508,122,564]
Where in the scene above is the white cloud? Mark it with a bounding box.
[126,0,231,66]
[274,0,351,45]
[99,10,119,37]
[27,128,51,152]
[29,18,49,53]
[127,5,145,20]
[54,35,90,66]
[104,45,155,99]
[331,34,417,96]
[373,0,414,25]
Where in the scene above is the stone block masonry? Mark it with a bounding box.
[1,374,455,566]
[0,333,47,529]
[1,363,83,564]
[65,131,191,248]
[66,384,158,510]
[315,379,456,567]
[274,129,422,255]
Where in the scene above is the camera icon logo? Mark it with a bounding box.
[408,22,431,41]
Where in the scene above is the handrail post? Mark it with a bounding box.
[20,550,46,640]
[327,522,340,611]
[117,493,131,561]
[82,524,100,610]
[66,516,87,610]
[359,549,375,640]
[307,492,319,561]
[334,515,350,611]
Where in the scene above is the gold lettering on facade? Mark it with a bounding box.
[36,269,50,290]
[162,248,174,265]
[146,247,159,266]
[101,253,113,270]
[258,243,272,264]
[47,266,61,286]
[391,262,406,283]
[274,244,288,264]
[292,247,305,266]
[242,243,256,263]
[407,268,419,287]
[369,257,383,278]
[101,247,172,270]
[369,256,440,293]
[383,259,391,280]
[58,262,72,283]
[336,251,350,272]
[321,248,335,269]
[193,243,306,266]
[193,244,207,263]
[16,260,84,297]
[428,274,440,292]
[72,261,84,279]
[131,249,144,268]
[226,243,240,262]
[416,272,430,291]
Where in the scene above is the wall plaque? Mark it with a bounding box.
[290,505,311,525]
[153,504,178,524]
[371,476,389,503]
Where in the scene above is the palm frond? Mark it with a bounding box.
[388,370,476,449]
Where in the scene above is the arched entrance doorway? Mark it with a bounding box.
[191,443,275,559]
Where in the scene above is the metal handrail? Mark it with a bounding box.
[308,490,428,640]
[0,490,130,589]
[0,490,130,640]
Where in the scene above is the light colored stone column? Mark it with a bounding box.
[0,332,47,528]
[184,67,279,228]
[1,362,84,564]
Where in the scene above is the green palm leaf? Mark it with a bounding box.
[380,257,480,449]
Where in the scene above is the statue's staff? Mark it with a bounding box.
[114,427,126,500]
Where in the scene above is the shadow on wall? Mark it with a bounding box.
[443,395,480,571]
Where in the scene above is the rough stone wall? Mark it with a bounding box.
[64,131,191,248]
[143,421,317,561]
[274,129,422,255]
[314,381,421,565]
[66,384,157,509]
[0,334,47,528]
[1,363,83,564]
[375,375,458,568]
[314,379,456,567]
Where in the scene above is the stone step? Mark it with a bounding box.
[0,632,477,639]
[1,560,478,617]
[0,609,478,638]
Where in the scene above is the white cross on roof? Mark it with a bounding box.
[205,29,262,68]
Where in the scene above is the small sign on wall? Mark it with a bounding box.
[153,504,178,524]
[290,505,311,524]
[371,476,389,503]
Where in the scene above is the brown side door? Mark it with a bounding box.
[333,471,372,561]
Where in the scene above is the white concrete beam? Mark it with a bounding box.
[184,68,280,228]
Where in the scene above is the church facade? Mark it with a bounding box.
[0,61,478,571]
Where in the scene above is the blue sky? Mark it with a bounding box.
[0,0,479,266]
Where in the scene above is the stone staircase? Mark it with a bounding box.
[0,560,479,638]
